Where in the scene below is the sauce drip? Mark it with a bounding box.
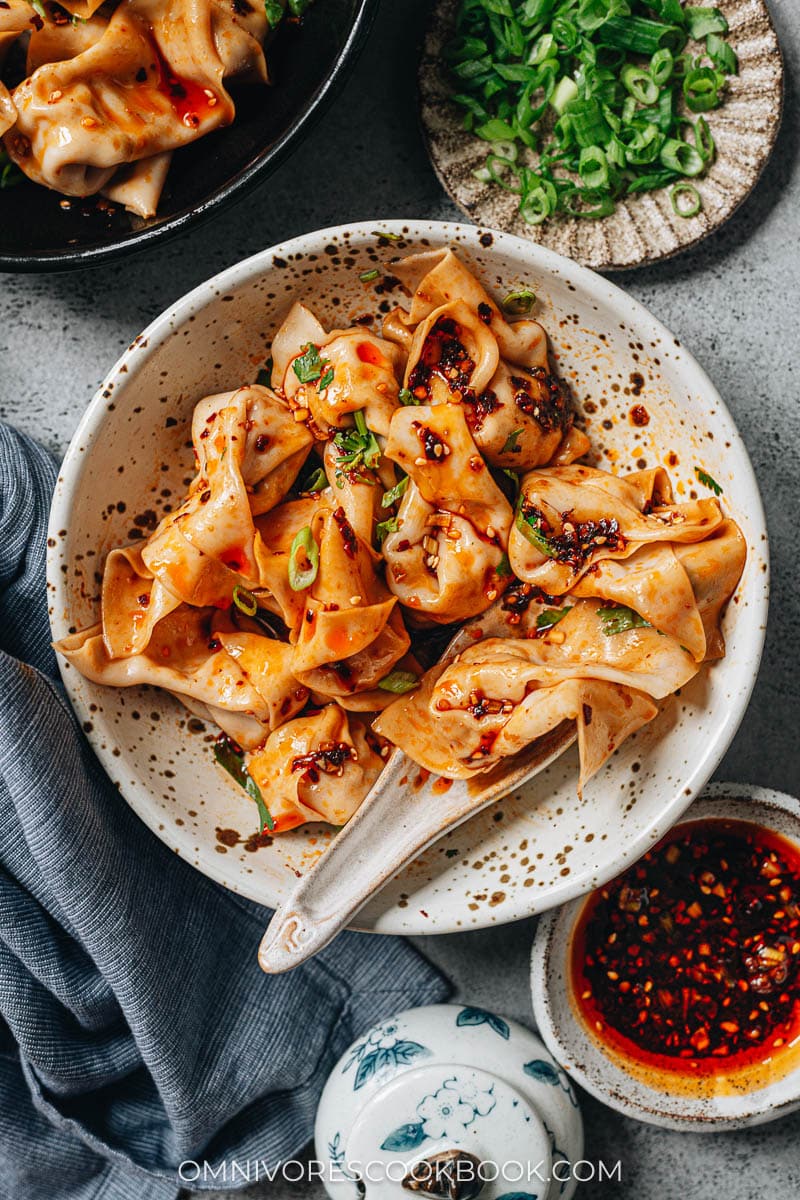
[572,818,800,1077]
[147,41,219,128]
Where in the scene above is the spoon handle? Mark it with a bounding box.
[258,725,575,973]
[258,749,447,972]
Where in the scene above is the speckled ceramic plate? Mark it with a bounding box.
[420,0,783,270]
[47,220,768,934]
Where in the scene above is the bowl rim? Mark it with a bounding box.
[530,782,800,1130]
[47,218,770,934]
[0,0,377,274]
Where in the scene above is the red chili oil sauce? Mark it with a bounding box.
[571,819,800,1086]
[148,41,219,129]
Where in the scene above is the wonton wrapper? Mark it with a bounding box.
[26,11,109,73]
[102,151,173,218]
[100,544,181,659]
[385,403,512,541]
[400,295,588,470]
[386,247,550,368]
[509,464,724,593]
[246,704,386,832]
[273,302,404,438]
[5,0,268,196]
[55,606,307,750]
[290,504,410,700]
[375,598,700,789]
[142,385,311,607]
[382,403,513,623]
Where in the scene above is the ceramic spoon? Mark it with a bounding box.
[258,605,577,973]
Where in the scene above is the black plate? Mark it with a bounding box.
[0,0,376,272]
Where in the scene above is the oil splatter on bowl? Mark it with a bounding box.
[47,220,768,933]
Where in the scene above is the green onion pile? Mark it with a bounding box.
[445,0,738,223]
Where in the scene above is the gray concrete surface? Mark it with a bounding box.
[2,0,798,1196]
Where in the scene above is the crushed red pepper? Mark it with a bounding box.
[519,502,626,568]
[407,316,476,400]
[291,740,356,782]
[512,367,573,434]
[572,819,800,1071]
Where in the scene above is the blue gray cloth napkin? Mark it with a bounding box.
[0,422,449,1200]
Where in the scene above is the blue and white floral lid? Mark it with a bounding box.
[315,1004,583,1200]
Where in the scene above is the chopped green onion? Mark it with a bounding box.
[578,145,610,190]
[599,16,686,56]
[232,585,258,617]
[621,65,659,105]
[520,185,556,225]
[695,466,723,494]
[693,116,716,162]
[398,387,420,406]
[503,428,524,453]
[683,65,724,112]
[660,138,705,176]
[288,525,319,591]
[359,269,380,282]
[495,552,512,578]
[706,32,738,75]
[598,605,651,636]
[214,735,274,832]
[377,670,420,694]
[503,288,537,314]
[300,465,328,493]
[515,506,558,557]
[445,0,736,226]
[332,410,381,475]
[371,229,402,241]
[381,475,409,508]
[376,517,399,543]
[292,343,323,384]
[264,0,283,27]
[649,47,674,86]
[551,75,579,114]
[683,6,728,40]
[501,468,521,498]
[256,358,273,387]
[536,606,572,630]
[670,182,701,217]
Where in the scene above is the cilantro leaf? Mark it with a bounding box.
[598,606,651,636]
[293,343,323,384]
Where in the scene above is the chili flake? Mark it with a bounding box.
[572,819,800,1074]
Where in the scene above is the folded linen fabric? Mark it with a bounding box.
[0,423,449,1200]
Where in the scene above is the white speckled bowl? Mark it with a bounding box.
[531,783,800,1130]
[47,220,768,933]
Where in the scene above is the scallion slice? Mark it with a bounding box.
[232,585,258,617]
[670,183,701,217]
[660,138,705,177]
[502,288,537,314]
[446,0,738,225]
[377,670,420,694]
[288,526,319,591]
[621,64,659,106]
